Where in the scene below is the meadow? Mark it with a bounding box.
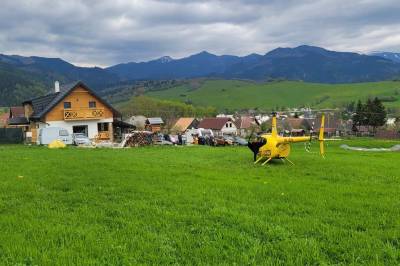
[0,139,399,265]
[146,79,400,111]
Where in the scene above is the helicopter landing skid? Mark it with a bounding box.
[261,157,272,166]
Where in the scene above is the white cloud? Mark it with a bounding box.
[0,0,399,66]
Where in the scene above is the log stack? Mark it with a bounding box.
[122,131,154,147]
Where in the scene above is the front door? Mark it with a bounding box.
[73,125,88,136]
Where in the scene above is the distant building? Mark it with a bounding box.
[172,117,199,133]
[386,118,396,127]
[283,118,311,133]
[235,116,257,136]
[216,114,235,120]
[255,115,270,124]
[198,117,237,136]
[145,117,164,132]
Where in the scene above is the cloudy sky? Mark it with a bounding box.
[1,0,399,67]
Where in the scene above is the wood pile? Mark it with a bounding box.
[122,131,154,147]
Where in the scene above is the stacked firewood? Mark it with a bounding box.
[122,131,154,147]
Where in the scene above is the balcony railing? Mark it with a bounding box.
[64,108,105,121]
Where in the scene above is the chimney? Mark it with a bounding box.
[54,81,60,93]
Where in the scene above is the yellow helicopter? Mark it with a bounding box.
[248,113,326,165]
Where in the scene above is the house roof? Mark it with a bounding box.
[235,116,255,129]
[284,118,309,130]
[173,117,196,131]
[9,106,25,118]
[8,117,29,125]
[198,117,231,130]
[146,117,164,125]
[23,81,121,120]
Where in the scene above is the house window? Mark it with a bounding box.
[64,102,71,109]
[89,101,96,108]
[98,122,109,132]
[59,130,69,136]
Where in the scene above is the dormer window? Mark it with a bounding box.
[89,101,96,108]
[64,102,71,109]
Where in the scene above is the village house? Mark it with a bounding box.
[310,113,343,137]
[235,116,257,137]
[15,81,123,143]
[282,117,311,136]
[172,117,199,133]
[145,117,164,132]
[6,106,28,126]
[198,117,237,136]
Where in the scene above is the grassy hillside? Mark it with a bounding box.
[0,140,399,264]
[116,95,216,120]
[146,79,400,112]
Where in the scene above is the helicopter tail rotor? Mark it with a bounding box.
[319,114,325,158]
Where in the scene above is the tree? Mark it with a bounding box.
[353,100,364,130]
[370,97,387,132]
[352,98,387,133]
[347,101,355,112]
[364,98,374,129]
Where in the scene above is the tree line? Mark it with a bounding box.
[117,95,217,122]
[351,97,387,132]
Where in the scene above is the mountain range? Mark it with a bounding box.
[108,46,400,83]
[1,45,400,106]
[370,52,400,63]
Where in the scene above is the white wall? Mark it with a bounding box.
[221,121,237,135]
[42,118,113,139]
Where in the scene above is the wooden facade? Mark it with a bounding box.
[23,84,117,143]
[45,86,113,122]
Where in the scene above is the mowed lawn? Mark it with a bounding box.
[0,140,399,265]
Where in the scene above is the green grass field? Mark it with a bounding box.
[146,79,400,111]
[1,140,400,265]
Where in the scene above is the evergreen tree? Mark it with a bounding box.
[347,101,355,113]
[370,97,387,131]
[364,98,374,129]
[352,98,387,133]
[353,100,364,129]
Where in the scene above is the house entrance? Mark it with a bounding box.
[73,125,88,136]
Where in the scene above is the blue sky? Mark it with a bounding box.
[1,0,399,67]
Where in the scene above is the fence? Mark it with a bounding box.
[0,128,24,144]
[375,129,400,140]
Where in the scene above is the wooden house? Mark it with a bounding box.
[17,81,122,143]
[145,117,164,132]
